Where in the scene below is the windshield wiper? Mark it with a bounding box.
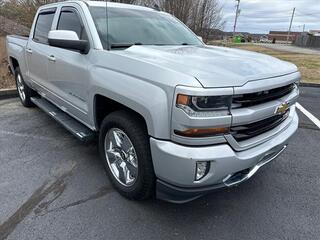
[110,43,143,49]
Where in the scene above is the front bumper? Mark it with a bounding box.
[150,111,299,203]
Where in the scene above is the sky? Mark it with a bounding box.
[220,0,320,34]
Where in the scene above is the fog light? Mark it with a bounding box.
[195,162,210,181]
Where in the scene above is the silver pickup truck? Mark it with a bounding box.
[6,1,300,203]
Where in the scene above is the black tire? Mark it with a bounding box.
[15,66,35,107]
[99,110,155,200]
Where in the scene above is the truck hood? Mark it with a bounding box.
[116,45,298,88]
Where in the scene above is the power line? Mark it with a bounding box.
[296,10,320,17]
[240,15,292,20]
[295,14,319,19]
[226,6,318,34]
[241,9,294,15]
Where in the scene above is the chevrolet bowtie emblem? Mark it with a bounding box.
[275,102,289,115]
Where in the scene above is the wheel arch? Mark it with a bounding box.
[9,57,19,72]
[93,94,151,135]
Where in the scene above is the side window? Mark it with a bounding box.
[57,8,88,40]
[33,10,56,44]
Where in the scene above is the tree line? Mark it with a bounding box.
[0,0,224,42]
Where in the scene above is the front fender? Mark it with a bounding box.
[89,66,174,140]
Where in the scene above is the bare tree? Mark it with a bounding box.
[0,0,224,41]
[160,0,193,24]
[0,0,139,28]
[190,0,225,41]
[0,0,59,28]
[143,0,224,42]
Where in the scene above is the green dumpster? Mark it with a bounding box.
[234,36,241,43]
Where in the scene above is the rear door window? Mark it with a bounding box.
[33,9,56,44]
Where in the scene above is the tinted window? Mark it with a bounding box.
[57,9,87,40]
[33,11,55,44]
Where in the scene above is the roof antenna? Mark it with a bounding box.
[105,0,110,50]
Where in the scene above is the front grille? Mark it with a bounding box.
[231,110,290,141]
[233,84,295,107]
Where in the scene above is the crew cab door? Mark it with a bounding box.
[26,8,56,90]
[47,5,90,123]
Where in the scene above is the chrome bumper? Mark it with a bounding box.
[223,145,287,187]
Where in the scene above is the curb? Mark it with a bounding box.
[300,82,320,88]
[0,88,18,100]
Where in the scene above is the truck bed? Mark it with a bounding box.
[6,35,28,47]
[6,35,29,77]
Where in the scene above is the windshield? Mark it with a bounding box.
[89,6,203,49]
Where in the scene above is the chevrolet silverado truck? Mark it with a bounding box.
[6,1,300,203]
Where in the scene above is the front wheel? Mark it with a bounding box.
[99,110,155,200]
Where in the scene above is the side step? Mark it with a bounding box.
[31,97,96,142]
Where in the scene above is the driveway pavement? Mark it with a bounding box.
[0,87,319,240]
[256,43,320,55]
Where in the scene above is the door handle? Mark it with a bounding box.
[26,48,32,54]
[48,55,56,62]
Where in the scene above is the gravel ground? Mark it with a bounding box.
[0,86,319,240]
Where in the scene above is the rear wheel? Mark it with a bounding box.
[99,110,155,200]
[15,67,35,107]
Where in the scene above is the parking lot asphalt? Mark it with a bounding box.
[0,86,319,240]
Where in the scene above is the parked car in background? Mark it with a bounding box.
[260,36,271,43]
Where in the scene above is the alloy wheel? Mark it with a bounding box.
[104,128,139,187]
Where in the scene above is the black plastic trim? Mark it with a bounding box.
[233,84,295,107]
[48,38,89,54]
[231,111,290,141]
[156,179,225,204]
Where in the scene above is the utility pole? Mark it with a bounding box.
[233,0,240,37]
[287,7,296,43]
[303,24,305,33]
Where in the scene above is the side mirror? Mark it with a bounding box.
[48,30,89,54]
[197,36,203,42]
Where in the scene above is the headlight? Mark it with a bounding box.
[176,94,231,116]
[174,94,231,138]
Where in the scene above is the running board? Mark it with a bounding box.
[31,97,96,142]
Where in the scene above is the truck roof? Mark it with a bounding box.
[86,1,155,11]
[39,0,156,12]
